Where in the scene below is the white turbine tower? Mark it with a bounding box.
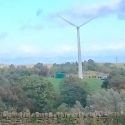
[59,16,96,79]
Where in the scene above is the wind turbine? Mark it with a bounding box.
[59,16,96,79]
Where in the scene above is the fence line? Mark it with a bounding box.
[0,111,124,125]
[0,111,122,119]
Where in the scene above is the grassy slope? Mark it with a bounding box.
[45,77,103,94]
[44,77,62,94]
[83,78,103,93]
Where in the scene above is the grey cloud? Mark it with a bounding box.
[58,0,125,20]
[118,0,125,19]
[0,32,8,40]
[119,0,125,12]
[94,0,125,18]
[34,0,125,27]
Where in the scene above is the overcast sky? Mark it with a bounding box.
[0,0,125,64]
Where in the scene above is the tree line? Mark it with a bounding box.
[0,60,125,113]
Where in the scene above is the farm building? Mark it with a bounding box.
[83,71,109,80]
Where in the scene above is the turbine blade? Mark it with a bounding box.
[59,16,77,27]
[79,16,97,27]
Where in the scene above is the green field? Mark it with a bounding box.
[45,77,103,94]
[83,78,103,93]
[44,77,62,94]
